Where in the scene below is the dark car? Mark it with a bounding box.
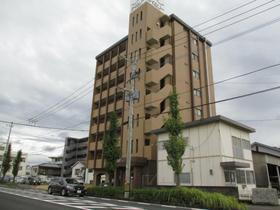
[28,177,41,185]
[48,178,86,197]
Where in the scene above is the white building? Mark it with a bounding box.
[0,144,28,177]
[71,161,85,181]
[153,115,256,200]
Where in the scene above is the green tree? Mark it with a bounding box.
[1,144,12,181]
[12,150,22,182]
[164,90,186,187]
[103,112,121,185]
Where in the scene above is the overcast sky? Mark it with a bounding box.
[0,0,279,165]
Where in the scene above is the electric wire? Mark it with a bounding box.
[193,0,258,28]
[198,0,276,32]
[0,120,88,132]
[203,2,280,35]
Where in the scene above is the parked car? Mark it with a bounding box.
[28,177,41,185]
[15,177,28,184]
[48,178,86,197]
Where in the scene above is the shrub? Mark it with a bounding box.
[131,187,247,210]
[86,186,124,199]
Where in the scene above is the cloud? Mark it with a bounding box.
[0,0,279,160]
[42,145,57,152]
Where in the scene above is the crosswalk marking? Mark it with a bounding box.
[0,187,144,210]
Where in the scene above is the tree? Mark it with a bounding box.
[103,112,121,185]
[12,150,22,182]
[164,90,186,187]
[1,144,12,181]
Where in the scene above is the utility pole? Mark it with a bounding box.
[0,122,13,177]
[121,55,139,199]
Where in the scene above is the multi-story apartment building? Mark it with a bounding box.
[87,2,216,187]
[61,137,88,177]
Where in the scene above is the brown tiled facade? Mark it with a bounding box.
[87,3,216,187]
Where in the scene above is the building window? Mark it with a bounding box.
[246,171,255,184]
[193,89,201,97]
[192,70,200,79]
[232,137,244,159]
[236,170,246,184]
[139,48,142,58]
[242,139,251,150]
[174,173,191,184]
[191,52,198,61]
[160,57,166,68]
[131,140,134,153]
[224,170,236,184]
[140,11,143,21]
[193,39,198,46]
[136,32,138,42]
[145,139,150,146]
[75,169,81,176]
[136,139,139,153]
[136,14,139,24]
[160,100,165,113]
[160,78,165,89]
[140,29,142,39]
[195,108,202,117]
[132,16,135,26]
[19,166,23,171]
[131,34,134,44]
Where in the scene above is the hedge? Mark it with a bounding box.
[132,188,247,210]
[86,186,247,210]
[86,186,124,199]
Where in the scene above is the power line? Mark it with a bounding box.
[136,84,280,122]
[0,120,88,132]
[214,16,280,45]
[198,0,276,32]
[204,3,280,35]
[33,88,93,122]
[27,79,94,122]
[120,63,280,113]
[193,0,258,28]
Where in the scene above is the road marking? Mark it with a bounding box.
[136,202,150,205]
[0,187,143,210]
[116,199,129,203]
[161,205,177,208]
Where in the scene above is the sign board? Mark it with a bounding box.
[131,0,165,12]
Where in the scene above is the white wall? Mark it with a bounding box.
[157,121,255,191]
[71,162,85,180]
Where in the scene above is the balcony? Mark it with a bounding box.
[95,159,103,169]
[89,142,103,151]
[146,44,172,66]
[145,63,172,87]
[144,112,168,133]
[87,160,94,169]
[145,84,172,111]
[146,25,171,46]
[91,124,98,134]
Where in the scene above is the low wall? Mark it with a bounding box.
[252,188,279,206]
[159,186,239,198]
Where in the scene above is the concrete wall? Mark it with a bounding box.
[157,120,256,199]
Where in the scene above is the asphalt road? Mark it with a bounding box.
[0,187,193,210]
[0,191,75,210]
[0,186,278,210]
